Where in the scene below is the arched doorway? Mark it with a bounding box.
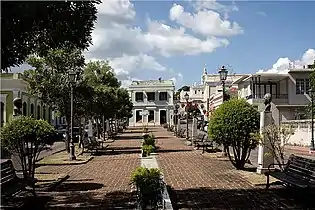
[30,104,34,117]
[22,102,27,116]
[37,105,41,120]
[0,102,4,127]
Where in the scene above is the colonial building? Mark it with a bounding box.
[128,79,175,126]
[0,73,64,127]
[235,67,312,125]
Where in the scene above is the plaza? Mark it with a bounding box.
[4,126,313,209]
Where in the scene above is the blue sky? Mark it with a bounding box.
[13,1,315,88]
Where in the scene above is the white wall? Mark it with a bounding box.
[282,120,313,146]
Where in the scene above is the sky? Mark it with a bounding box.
[11,0,315,88]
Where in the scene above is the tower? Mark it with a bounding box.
[201,64,207,84]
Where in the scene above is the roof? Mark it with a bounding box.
[288,68,314,73]
[129,79,175,87]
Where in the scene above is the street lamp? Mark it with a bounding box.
[218,65,228,102]
[309,89,315,151]
[174,104,180,135]
[184,92,190,140]
[68,70,77,160]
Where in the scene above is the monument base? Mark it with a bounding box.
[256,165,273,174]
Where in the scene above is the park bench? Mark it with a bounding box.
[1,159,37,207]
[82,135,109,153]
[108,130,118,140]
[193,133,205,148]
[265,154,315,190]
[194,134,214,153]
[176,128,185,138]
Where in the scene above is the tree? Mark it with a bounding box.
[1,1,100,71]
[23,48,92,151]
[208,98,260,169]
[114,88,133,119]
[0,116,56,179]
[255,124,294,171]
[309,60,315,117]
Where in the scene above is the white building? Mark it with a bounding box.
[235,67,312,125]
[128,79,175,126]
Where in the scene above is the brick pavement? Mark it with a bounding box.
[24,128,142,209]
[154,127,314,210]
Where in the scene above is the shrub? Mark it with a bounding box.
[208,98,259,169]
[254,124,295,171]
[131,167,164,209]
[142,145,155,157]
[0,116,56,179]
[143,134,156,146]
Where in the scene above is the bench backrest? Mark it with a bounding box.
[285,155,315,184]
[197,134,205,140]
[1,159,16,189]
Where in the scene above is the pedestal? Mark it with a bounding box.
[191,117,198,145]
[257,111,274,174]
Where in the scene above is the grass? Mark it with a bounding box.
[37,144,93,165]
[235,169,279,186]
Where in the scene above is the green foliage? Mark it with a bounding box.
[143,134,156,147]
[1,116,56,179]
[208,98,260,169]
[131,167,164,209]
[1,1,100,71]
[142,145,155,157]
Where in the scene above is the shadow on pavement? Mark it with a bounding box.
[167,186,314,209]
[55,182,104,192]
[158,149,193,153]
[117,136,142,140]
[20,190,137,210]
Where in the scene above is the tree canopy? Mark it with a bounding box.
[208,98,259,169]
[1,1,100,71]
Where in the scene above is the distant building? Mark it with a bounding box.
[0,73,64,127]
[128,79,175,126]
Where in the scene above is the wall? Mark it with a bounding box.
[281,120,313,146]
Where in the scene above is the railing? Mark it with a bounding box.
[245,94,288,100]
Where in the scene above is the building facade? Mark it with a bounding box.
[235,67,312,125]
[128,79,175,126]
[0,73,64,127]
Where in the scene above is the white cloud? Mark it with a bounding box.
[193,0,239,14]
[84,0,240,86]
[258,49,315,74]
[170,3,243,37]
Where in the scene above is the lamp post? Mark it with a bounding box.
[218,65,228,102]
[310,89,315,151]
[174,104,180,135]
[68,70,77,160]
[184,92,190,140]
[218,65,228,156]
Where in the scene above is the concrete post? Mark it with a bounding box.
[191,117,198,146]
[257,111,274,174]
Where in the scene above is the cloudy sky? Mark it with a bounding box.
[11,0,315,88]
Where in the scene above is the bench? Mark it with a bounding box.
[265,154,315,189]
[194,135,214,153]
[1,159,37,206]
[193,133,205,148]
[176,128,186,138]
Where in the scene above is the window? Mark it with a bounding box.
[296,79,309,94]
[135,92,144,101]
[195,90,197,94]
[159,92,167,101]
[136,110,142,122]
[202,91,204,94]
[147,92,155,101]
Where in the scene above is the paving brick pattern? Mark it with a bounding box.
[29,128,142,209]
[154,127,314,210]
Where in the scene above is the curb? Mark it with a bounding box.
[36,156,94,166]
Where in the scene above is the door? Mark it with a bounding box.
[148,110,155,123]
[160,110,166,124]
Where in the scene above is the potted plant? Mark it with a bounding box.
[131,167,164,209]
[141,134,156,157]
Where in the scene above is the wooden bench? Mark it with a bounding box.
[193,133,205,148]
[1,159,37,206]
[194,135,213,153]
[265,154,315,189]
[176,128,186,138]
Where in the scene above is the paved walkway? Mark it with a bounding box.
[153,127,314,210]
[27,128,142,209]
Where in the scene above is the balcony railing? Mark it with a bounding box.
[245,94,288,100]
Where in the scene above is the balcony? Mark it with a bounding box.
[245,94,288,104]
